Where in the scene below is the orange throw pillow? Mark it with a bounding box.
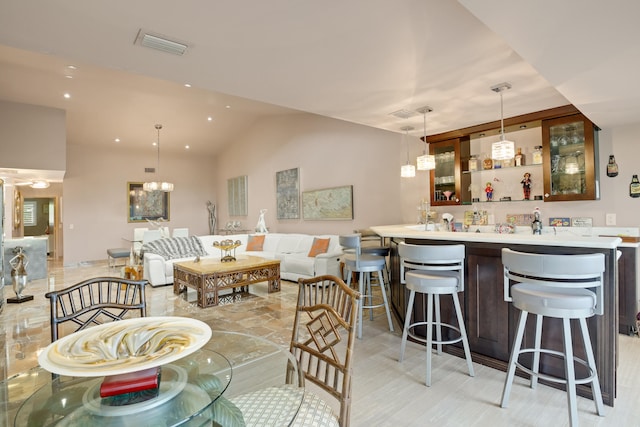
[246,235,265,251]
[308,238,330,257]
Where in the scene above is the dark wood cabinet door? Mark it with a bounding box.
[542,113,598,201]
[429,136,471,206]
[618,247,638,335]
[466,249,510,361]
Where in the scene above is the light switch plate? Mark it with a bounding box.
[606,213,616,226]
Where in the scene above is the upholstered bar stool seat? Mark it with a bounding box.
[398,243,474,387]
[501,248,605,427]
[512,284,597,317]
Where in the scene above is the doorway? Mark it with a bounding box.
[23,197,55,257]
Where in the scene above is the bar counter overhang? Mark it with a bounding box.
[371,224,621,406]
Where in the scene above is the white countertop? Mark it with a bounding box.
[371,224,623,249]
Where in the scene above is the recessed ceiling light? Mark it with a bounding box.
[31,180,50,189]
[65,75,73,79]
[185,145,190,149]
[207,116,213,121]
[114,138,120,143]
[152,142,157,146]
[63,93,71,99]
[67,65,77,70]
[225,105,231,109]
[184,83,191,88]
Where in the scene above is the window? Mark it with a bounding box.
[23,201,37,226]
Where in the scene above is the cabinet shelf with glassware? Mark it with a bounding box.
[429,136,470,206]
[542,113,599,201]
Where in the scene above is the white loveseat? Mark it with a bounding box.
[143,233,343,287]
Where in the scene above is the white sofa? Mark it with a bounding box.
[143,233,343,287]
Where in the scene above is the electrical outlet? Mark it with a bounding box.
[605,213,616,226]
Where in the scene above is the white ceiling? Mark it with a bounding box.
[0,0,637,173]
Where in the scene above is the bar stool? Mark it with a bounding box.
[340,234,394,339]
[397,242,474,386]
[501,248,605,426]
[355,228,390,281]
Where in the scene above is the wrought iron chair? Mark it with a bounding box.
[45,276,148,342]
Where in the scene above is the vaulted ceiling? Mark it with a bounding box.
[0,0,637,164]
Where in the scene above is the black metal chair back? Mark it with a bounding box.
[45,276,147,342]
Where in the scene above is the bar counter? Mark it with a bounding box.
[371,224,621,406]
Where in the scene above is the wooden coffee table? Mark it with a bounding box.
[173,256,281,308]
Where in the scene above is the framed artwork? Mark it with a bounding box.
[302,185,353,220]
[128,182,170,223]
[276,168,300,219]
[228,175,248,216]
[14,189,21,228]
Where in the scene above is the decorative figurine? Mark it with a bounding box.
[207,201,217,234]
[531,207,543,235]
[8,246,34,303]
[255,209,268,233]
[484,182,493,201]
[521,172,532,200]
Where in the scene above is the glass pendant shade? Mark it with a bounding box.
[491,140,515,160]
[144,124,174,192]
[143,181,174,192]
[490,82,515,161]
[400,126,415,178]
[416,106,435,170]
[401,164,416,177]
[416,153,436,170]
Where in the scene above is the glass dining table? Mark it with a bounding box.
[0,330,304,426]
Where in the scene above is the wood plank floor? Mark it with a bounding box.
[1,259,639,426]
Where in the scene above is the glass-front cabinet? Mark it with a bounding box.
[430,136,470,206]
[542,113,598,201]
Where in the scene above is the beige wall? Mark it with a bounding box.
[63,143,217,264]
[0,100,65,172]
[213,113,408,235]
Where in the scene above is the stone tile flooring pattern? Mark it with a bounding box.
[0,260,299,380]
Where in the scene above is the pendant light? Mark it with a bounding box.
[490,82,515,161]
[400,126,416,178]
[143,124,174,192]
[416,106,435,170]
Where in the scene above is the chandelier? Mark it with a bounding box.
[143,124,174,192]
[490,83,515,161]
[416,106,435,170]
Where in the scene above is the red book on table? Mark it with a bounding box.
[100,367,161,397]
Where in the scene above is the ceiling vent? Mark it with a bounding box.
[389,109,418,119]
[145,167,156,173]
[135,29,188,56]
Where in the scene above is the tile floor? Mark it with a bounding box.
[2,259,640,426]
